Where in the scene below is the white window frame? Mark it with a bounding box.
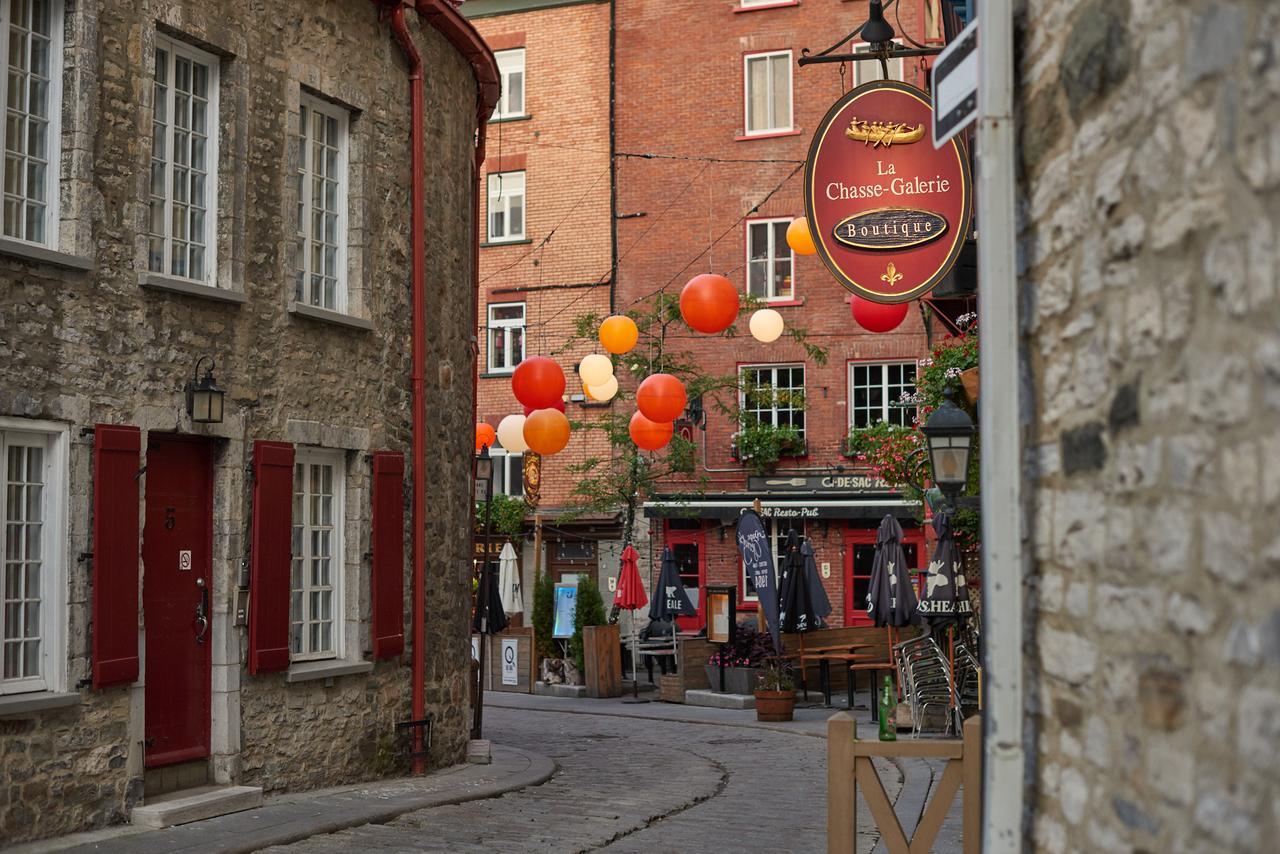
[486,171,525,243]
[487,302,526,374]
[149,34,220,284]
[739,363,806,437]
[853,39,906,87]
[746,217,795,301]
[740,0,793,6]
[492,49,526,120]
[848,361,918,429]
[0,0,63,247]
[290,447,346,663]
[490,447,524,498]
[296,92,350,313]
[0,418,67,696]
[743,50,793,136]
[741,520,803,603]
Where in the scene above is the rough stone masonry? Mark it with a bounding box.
[1017,0,1280,851]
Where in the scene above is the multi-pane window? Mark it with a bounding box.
[1,0,60,245]
[491,448,524,498]
[1,428,59,694]
[492,49,525,120]
[744,51,792,135]
[487,171,524,242]
[849,362,918,429]
[854,42,905,86]
[747,219,793,300]
[742,519,803,602]
[487,303,525,374]
[740,364,805,436]
[149,36,218,282]
[295,95,348,311]
[291,450,343,661]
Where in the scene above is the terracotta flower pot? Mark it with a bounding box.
[754,689,796,722]
[960,367,979,405]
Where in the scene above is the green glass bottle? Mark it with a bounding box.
[878,674,897,741]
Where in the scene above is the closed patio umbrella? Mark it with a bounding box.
[497,542,524,617]
[779,529,822,634]
[801,538,833,626]
[614,544,649,699]
[649,546,695,623]
[917,509,971,625]
[472,559,508,636]
[866,514,918,628]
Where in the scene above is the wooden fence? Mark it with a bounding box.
[827,712,981,854]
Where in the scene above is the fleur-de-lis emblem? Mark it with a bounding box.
[881,263,903,287]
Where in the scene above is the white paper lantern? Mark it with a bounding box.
[586,375,619,402]
[496,413,529,453]
[749,308,785,343]
[578,353,614,387]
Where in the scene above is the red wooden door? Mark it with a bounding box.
[843,525,924,627]
[143,435,213,768]
[665,527,705,633]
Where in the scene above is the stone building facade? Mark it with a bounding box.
[1017,0,1280,850]
[0,0,494,843]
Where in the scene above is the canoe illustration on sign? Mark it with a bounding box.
[844,118,926,147]
[832,208,949,251]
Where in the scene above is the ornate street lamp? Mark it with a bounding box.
[920,389,975,505]
[185,357,225,424]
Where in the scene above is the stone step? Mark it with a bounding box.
[684,689,756,710]
[131,785,263,830]
[533,681,587,698]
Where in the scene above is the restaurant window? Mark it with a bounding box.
[1,0,61,246]
[149,34,219,283]
[291,448,345,661]
[487,302,525,374]
[492,49,525,120]
[295,94,349,312]
[487,171,525,242]
[742,520,803,603]
[746,218,794,301]
[740,364,805,437]
[743,50,792,135]
[0,423,66,695]
[491,447,523,497]
[849,362,918,429]
[853,41,905,86]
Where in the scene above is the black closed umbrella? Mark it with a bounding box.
[649,547,696,623]
[779,529,822,633]
[917,509,972,626]
[472,559,508,635]
[801,538,833,627]
[866,514,917,628]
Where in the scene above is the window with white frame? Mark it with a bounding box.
[853,41,905,86]
[740,364,805,436]
[487,171,525,242]
[744,50,792,135]
[290,449,344,661]
[149,35,219,283]
[849,362,918,429]
[741,520,803,602]
[487,302,525,374]
[295,94,349,311]
[1,0,62,245]
[492,49,525,120]
[491,448,524,498]
[746,219,794,300]
[1,423,65,695]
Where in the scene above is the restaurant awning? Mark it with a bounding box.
[642,496,919,522]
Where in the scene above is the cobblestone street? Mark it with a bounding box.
[264,705,902,853]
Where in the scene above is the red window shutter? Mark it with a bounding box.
[249,441,294,674]
[371,452,406,660]
[92,424,141,689]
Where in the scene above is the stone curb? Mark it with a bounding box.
[7,745,557,854]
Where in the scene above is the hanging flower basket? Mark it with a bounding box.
[960,367,979,406]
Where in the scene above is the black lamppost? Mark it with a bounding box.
[472,444,494,740]
[919,389,976,508]
[185,357,225,424]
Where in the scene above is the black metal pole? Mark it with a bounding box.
[719,643,726,693]
[471,479,494,740]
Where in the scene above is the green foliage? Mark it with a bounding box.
[756,659,796,692]
[569,576,607,674]
[475,493,526,539]
[732,422,805,475]
[531,570,555,662]
[914,317,979,416]
[845,421,928,488]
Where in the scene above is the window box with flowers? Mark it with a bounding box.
[730,423,806,474]
[705,626,777,694]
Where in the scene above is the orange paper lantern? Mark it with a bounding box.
[851,295,910,333]
[599,315,639,355]
[679,273,740,334]
[475,422,496,452]
[629,411,673,451]
[511,356,566,410]
[786,217,817,256]
[523,408,571,456]
[635,373,687,423]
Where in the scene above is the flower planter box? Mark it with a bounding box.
[703,665,761,695]
[754,689,796,722]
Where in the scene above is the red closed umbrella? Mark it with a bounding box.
[614,544,648,610]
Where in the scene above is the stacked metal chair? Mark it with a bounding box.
[893,634,955,736]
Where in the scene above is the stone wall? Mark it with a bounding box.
[1017,0,1280,850]
[0,0,482,843]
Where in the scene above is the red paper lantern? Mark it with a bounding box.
[475,422,496,452]
[851,296,910,333]
[523,408,572,456]
[635,373,687,423]
[679,273,740,334]
[522,398,565,416]
[511,356,566,410]
[629,411,673,451]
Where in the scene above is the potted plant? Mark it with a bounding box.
[731,423,806,475]
[704,626,774,694]
[754,660,797,722]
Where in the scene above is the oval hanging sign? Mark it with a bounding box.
[804,81,971,304]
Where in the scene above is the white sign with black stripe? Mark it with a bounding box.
[932,18,979,148]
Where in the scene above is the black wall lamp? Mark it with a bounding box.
[185,356,225,424]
